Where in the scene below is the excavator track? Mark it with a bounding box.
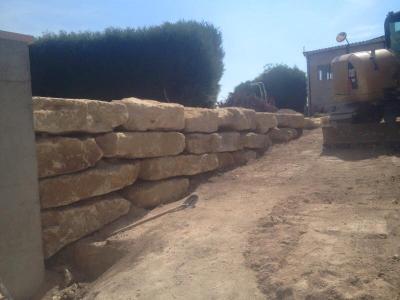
[322,122,400,148]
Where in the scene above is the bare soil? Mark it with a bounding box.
[40,129,400,299]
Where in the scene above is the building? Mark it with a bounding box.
[303,36,385,114]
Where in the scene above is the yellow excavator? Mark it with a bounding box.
[323,11,400,146]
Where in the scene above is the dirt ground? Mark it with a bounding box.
[41,128,400,300]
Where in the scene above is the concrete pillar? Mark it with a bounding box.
[0,30,44,299]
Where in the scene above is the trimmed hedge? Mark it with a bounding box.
[30,21,224,108]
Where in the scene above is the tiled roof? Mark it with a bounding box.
[303,36,385,56]
[0,30,33,44]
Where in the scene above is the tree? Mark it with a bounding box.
[223,64,307,113]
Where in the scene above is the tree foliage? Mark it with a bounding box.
[223,64,307,113]
[30,21,224,107]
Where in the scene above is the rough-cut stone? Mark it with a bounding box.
[36,137,103,178]
[121,178,190,209]
[276,113,305,129]
[95,132,185,159]
[185,133,221,154]
[184,107,219,133]
[119,98,184,131]
[139,154,218,180]
[304,117,321,129]
[265,135,273,150]
[242,109,257,130]
[216,152,235,169]
[320,116,330,126]
[64,237,128,280]
[217,132,243,152]
[41,193,130,258]
[268,127,298,143]
[255,112,278,133]
[217,107,256,131]
[39,161,140,208]
[277,108,299,114]
[232,150,258,164]
[216,150,257,169]
[33,97,128,134]
[242,133,267,149]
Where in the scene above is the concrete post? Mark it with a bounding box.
[0,31,44,299]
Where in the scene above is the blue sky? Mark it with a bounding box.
[0,0,398,101]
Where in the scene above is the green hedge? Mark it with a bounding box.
[29,21,224,107]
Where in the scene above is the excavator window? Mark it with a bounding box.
[389,21,400,53]
[385,11,400,53]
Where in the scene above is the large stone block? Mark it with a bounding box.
[232,150,258,164]
[216,150,257,169]
[184,107,219,133]
[185,133,221,154]
[121,178,190,209]
[39,161,140,209]
[268,127,298,143]
[217,107,256,131]
[304,117,321,129]
[216,152,235,169]
[62,237,128,281]
[139,154,218,180]
[242,133,267,149]
[36,137,103,178]
[33,97,128,134]
[41,193,130,258]
[119,98,184,131]
[217,132,243,152]
[255,112,278,133]
[276,113,305,129]
[96,132,185,159]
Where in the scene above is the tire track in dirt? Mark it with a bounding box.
[245,130,400,300]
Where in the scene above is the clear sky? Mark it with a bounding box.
[1,0,398,101]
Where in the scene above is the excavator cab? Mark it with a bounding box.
[385,11,400,54]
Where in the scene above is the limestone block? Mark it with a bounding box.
[217,132,243,152]
[268,127,298,143]
[39,161,140,208]
[216,150,257,169]
[41,193,130,258]
[63,237,127,280]
[216,152,235,169]
[255,112,278,133]
[304,117,321,129]
[185,133,221,154]
[36,137,103,178]
[294,128,303,138]
[232,150,258,165]
[119,97,184,131]
[121,178,190,209]
[217,107,256,131]
[95,132,185,159]
[320,116,330,126]
[277,108,300,114]
[33,97,128,134]
[265,135,273,150]
[139,154,218,180]
[276,113,305,129]
[184,107,219,133]
[242,109,257,130]
[242,133,267,149]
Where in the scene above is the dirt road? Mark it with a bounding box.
[62,129,400,299]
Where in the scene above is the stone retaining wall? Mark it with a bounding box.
[34,96,307,258]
